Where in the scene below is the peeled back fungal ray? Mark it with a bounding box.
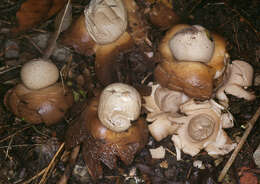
[216,60,255,107]
[154,24,229,100]
[143,83,189,141]
[170,99,236,160]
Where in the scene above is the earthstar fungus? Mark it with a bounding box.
[170,99,236,160]
[4,59,74,125]
[61,0,151,85]
[154,24,229,99]
[65,83,148,179]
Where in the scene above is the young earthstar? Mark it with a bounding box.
[4,59,74,126]
[4,1,74,126]
[61,0,151,85]
[155,24,229,99]
[64,83,148,179]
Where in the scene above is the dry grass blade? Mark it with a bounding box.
[223,0,260,41]
[39,142,65,184]
[0,124,33,144]
[218,106,260,182]
[19,168,46,184]
[18,142,65,184]
[57,145,81,184]
[43,0,71,59]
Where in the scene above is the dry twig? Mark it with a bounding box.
[43,0,71,59]
[0,124,33,144]
[223,0,260,41]
[218,106,260,182]
[57,145,81,184]
[20,168,46,184]
[39,142,65,184]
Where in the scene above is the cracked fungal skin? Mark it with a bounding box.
[65,96,148,179]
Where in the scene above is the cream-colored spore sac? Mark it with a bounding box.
[169,25,214,62]
[98,83,141,132]
[84,0,127,45]
[21,59,59,90]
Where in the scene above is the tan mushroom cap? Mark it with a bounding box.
[171,108,221,157]
[85,0,127,45]
[98,83,142,132]
[155,24,228,99]
[21,59,59,90]
[169,25,215,62]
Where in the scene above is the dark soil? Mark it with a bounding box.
[0,0,259,184]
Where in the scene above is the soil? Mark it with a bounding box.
[0,0,259,184]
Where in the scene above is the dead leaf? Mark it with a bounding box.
[146,0,173,9]
[47,0,68,18]
[239,166,258,184]
[12,0,67,33]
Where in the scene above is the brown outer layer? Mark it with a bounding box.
[149,2,180,30]
[61,14,97,56]
[155,24,227,99]
[155,61,214,99]
[123,0,148,45]
[95,32,134,86]
[4,83,74,125]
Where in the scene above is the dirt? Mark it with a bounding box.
[0,0,259,184]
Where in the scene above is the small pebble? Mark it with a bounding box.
[149,146,166,159]
[193,160,205,169]
[159,160,168,168]
[52,46,71,62]
[254,74,260,86]
[31,33,50,49]
[73,165,91,182]
[5,40,19,59]
[253,144,260,168]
